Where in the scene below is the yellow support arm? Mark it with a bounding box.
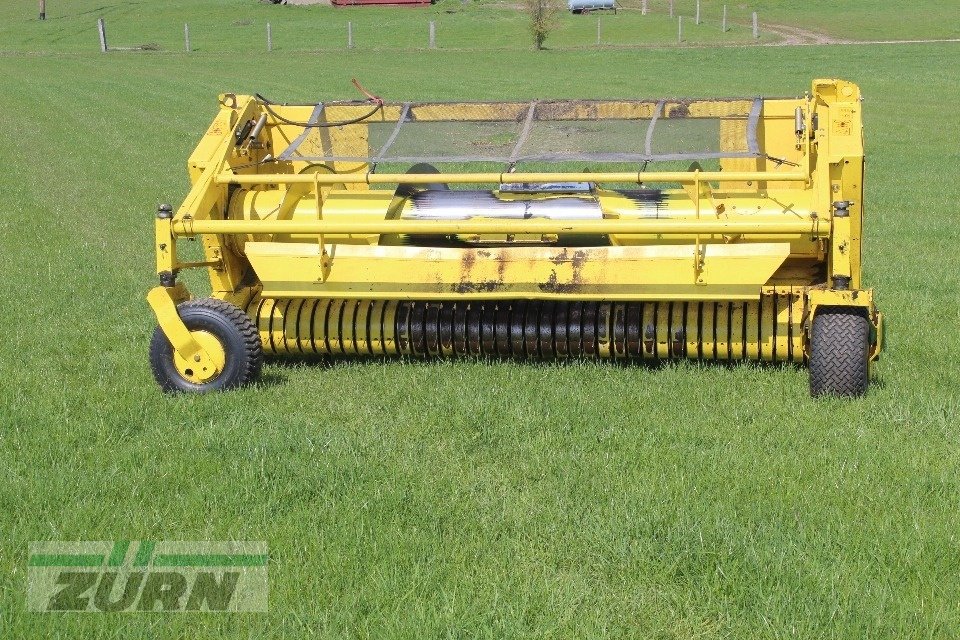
[146,286,222,378]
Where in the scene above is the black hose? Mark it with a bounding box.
[254,93,383,128]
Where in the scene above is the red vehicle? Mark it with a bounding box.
[332,0,430,6]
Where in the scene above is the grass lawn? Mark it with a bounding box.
[748,0,960,41]
[1,1,960,637]
[3,0,957,55]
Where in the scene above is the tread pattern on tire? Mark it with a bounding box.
[809,306,869,398]
[149,297,263,392]
[188,297,264,382]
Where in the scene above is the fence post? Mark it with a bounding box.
[722,5,727,32]
[429,20,436,48]
[669,0,674,18]
[184,23,190,52]
[97,18,108,52]
[752,11,758,38]
[39,0,46,20]
[347,21,353,48]
[267,22,272,51]
[641,0,647,16]
[695,0,700,25]
[678,15,682,42]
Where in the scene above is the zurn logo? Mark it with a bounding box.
[27,541,268,612]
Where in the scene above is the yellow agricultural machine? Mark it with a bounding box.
[148,79,882,396]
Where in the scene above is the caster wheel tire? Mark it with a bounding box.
[809,307,870,398]
[150,298,263,393]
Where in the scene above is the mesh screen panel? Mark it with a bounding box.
[278,98,762,165]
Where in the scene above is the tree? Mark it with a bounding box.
[525,0,559,50]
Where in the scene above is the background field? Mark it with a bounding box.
[1,0,958,54]
[1,0,960,638]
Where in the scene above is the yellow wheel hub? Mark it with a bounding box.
[173,330,226,384]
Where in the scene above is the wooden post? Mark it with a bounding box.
[669,0,674,18]
[429,20,435,49]
[184,23,190,52]
[641,0,647,16]
[97,17,107,52]
[722,4,727,32]
[39,0,46,20]
[678,15,682,42]
[347,21,353,49]
[596,17,601,45]
[752,11,758,38]
[695,0,700,25]
[267,22,272,51]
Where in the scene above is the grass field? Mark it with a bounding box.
[2,0,960,637]
[2,0,957,54]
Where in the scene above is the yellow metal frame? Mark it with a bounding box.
[149,79,882,364]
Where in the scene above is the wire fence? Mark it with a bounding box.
[91,2,770,54]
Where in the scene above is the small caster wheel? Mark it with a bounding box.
[809,307,869,398]
[150,298,262,393]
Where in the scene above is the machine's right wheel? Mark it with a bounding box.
[149,298,262,393]
[809,307,869,398]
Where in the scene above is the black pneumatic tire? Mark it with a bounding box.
[149,298,263,393]
[809,307,870,398]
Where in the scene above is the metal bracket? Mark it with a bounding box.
[146,286,220,375]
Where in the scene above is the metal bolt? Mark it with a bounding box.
[157,203,173,219]
[193,354,201,362]
[832,201,851,218]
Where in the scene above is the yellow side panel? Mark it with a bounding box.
[243,242,791,301]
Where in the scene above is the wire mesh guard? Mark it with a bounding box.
[277,98,763,166]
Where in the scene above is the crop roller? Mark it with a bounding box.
[147,79,883,396]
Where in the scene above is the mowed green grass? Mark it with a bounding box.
[1,7,960,639]
[748,0,960,41]
[2,0,957,55]
[0,0,774,53]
